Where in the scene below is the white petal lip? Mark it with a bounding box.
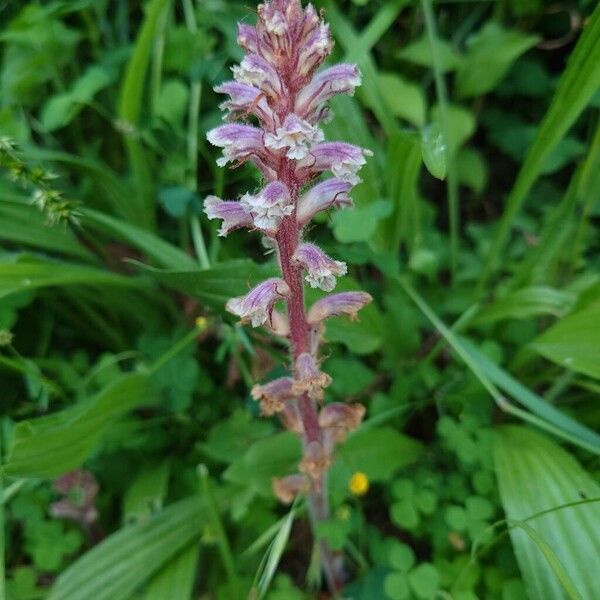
[292,243,347,292]
[240,182,294,232]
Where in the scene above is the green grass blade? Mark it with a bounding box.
[478,3,600,292]
[117,0,172,231]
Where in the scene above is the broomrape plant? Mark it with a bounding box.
[205,0,372,588]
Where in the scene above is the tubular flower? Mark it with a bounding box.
[226,278,290,327]
[292,243,347,291]
[206,1,373,587]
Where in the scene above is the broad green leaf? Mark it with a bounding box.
[472,287,576,324]
[332,200,392,243]
[48,495,204,600]
[479,4,600,288]
[144,543,199,600]
[223,432,301,497]
[397,35,462,72]
[2,374,156,478]
[80,208,197,269]
[456,148,487,194]
[40,65,114,131]
[494,426,600,600]
[531,301,600,379]
[421,123,446,180]
[431,104,475,156]
[133,259,277,310]
[0,255,138,300]
[381,130,422,252]
[456,22,539,97]
[378,72,426,128]
[123,460,171,523]
[329,426,422,500]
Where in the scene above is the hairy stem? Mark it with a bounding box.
[275,183,342,592]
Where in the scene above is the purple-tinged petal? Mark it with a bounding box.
[251,376,295,416]
[214,80,276,128]
[292,243,347,291]
[292,352,331,401]
[237,23,258,53]
[240,181,293,232]
[296,178,353,225]
[264,114,323,160]
[233,54,282,97]
[206,124,265,167]
[307,291,372,324]
[272,474,309,504]
[298,142,372,184]
[258,2,288,35]
[297,23,333,76]
[299,440,331,480]
[226,278,290,327]
[296,64,362,118]
[203,196,252,237]
[318,402,365,431]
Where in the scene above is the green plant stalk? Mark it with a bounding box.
[182,0,210,269]
[147,326,202,376]
[117,0,172,231]
[198,465,239,599]
[422,0,459,281]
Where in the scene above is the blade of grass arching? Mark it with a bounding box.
[478,3,600,293]
[515,123,600,287]
[397,277,600,455]
[117,0,172,231]
[422,0,459,281]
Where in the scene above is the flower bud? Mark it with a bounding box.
[292,352,332,401]
[307,291,372,324]
[226,278,290,327]
[272,474,309,504]
[251,376,295,416]
[203,195,253,237]
[299,441,331,480]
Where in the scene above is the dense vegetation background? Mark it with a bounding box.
[0,0,599,598]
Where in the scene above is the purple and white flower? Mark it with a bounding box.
[233,54,282,97]
[264,114,324,160]
[206,123,265,167]
[300,142,372,184]
[292,352,332,401]
[296,178,354,225]
[251,376,296,415]
[226,278,290,327]
[307,291,372,324]
[292,243,347,292]
[203,196,253,237]
[297,23,333,77]
[240,181,293,231]
[296,64,362,119]
[214,81,275,128]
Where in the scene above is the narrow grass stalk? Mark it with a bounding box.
[422,0,459,281]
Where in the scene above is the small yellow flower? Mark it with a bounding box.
[195,316,208,330]
[349,471,369,496]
